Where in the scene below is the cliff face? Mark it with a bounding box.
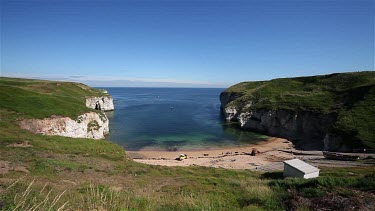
[20,94,114,139]
[0,78,115,140]
[220,94,339,150]
[20,112,109,139]
[86,95,114,111]
[220,72,375,152]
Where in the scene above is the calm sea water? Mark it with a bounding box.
[103,88,267,151]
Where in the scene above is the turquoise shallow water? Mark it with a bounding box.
[104,88,267,151]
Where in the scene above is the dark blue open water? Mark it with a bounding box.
[103,88,267,151]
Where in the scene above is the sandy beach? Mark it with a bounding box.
[127,138,297,170]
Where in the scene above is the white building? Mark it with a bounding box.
[283,159,319,179]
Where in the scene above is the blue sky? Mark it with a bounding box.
[1,0,374,87]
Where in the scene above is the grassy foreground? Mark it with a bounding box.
[0,77,374,210]
[222,71,375,148]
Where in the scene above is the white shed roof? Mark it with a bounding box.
[283,159,319,174]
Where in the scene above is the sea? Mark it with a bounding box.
[103,87,267,151]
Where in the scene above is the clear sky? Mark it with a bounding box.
[1,0,374,87]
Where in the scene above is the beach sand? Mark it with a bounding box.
[127,138,296,170]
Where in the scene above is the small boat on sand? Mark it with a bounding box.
[323,151,360,161]
[177,154,187,161]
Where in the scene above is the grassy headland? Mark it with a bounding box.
[222,71,375,148]
[0,77,374,210]
[0,77,103,119]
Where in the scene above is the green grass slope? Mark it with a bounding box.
[0,77,103,119]
[1,110,374,210]
[222,71,375,148]
[0,77,374,210]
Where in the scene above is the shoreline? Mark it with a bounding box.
[127,137,297,170]
[128,137,279,153]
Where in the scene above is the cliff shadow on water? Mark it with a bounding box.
[220,107,336,151]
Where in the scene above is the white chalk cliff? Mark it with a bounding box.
[86,96,114,111]
[20,95,114,139]
[20,112,109,139]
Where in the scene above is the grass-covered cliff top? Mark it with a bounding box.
[222,71,375,148]
[223,71,375,112]
[0,77,104,119]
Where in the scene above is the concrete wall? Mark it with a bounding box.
[283,164,304,178]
